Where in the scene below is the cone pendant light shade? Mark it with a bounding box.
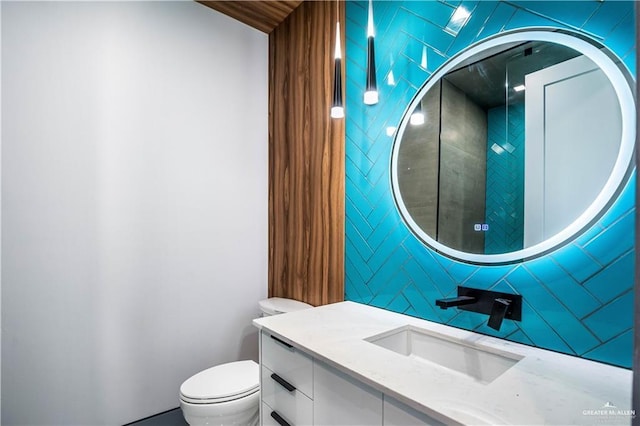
[331,21,344,119]
[410,101,425,125]
[364,0,378,105]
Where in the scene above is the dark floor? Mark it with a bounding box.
[126,408,188,426]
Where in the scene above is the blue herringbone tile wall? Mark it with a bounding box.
[345,0,635,368]
[485,103,525,254]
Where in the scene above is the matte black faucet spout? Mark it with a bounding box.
[435,296,477,309]
[434,286,522,329]
[488,298,511,331]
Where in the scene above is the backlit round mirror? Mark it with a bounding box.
[391,29,635,264]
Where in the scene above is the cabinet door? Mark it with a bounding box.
[261,365,313,426]
[313,361,382,426]
[383,396,445,426]
[261,331,313,398]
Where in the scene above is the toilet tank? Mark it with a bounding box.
[259,297,313,316]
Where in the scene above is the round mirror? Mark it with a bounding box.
[391,29,635,264]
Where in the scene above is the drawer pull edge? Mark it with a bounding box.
[270,334,294,350]
[270,373,296,392]
[270,410,292,426]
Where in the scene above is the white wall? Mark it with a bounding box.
[1,2,268,425]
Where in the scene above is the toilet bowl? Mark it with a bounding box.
[179,298,313,425]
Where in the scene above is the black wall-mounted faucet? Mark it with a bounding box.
[435,286,522,331]
[488,298,512,331]
[435,295,476,309]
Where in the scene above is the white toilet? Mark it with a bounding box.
[179,297,313,425]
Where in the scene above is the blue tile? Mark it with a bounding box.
[364,139,391,170]
[345,160,373,192]
[407,256,457,297]
[403,257,445,298]
[582,1,634,38]
[402,238,440,271]
[603,12,635,62]
[397,9,456,54]
[508,1,599,29]
[446,2,495,56]
[346,36,367,69]
[505,328,534,347]
[447,261,479,286]
[346,219,374,260]
[459,267,502,290]
[504,9,569,31]
[371,270,410,304]
[582,329,633,369]
[574,222,605,248]
[476,2,516,40]
[375,2,401,36]
[367,199,396,231]
[583,210,634,265]
[583,291,634,342]
[525,257,600,319]
[431,250,455,271]
[620,48,636,77]
[599,174,635,228]
[550,243,602,283]
[367,216,403,253]
[447,310,489,331]
[401,60,430,90]
[583,250,634,305]
[346,183,373,219]
[489,278,518,295]
[345,258,374,300]
[386,292,412,315]
[364,175,387,202]
[401,1,456,28]
[366,175,393,207]
[404,283,455,322]
[345,139,374,175]
[516,302,573,354]
[474,315,518,338]
[369,235,409,278]
[425,49,448,74]
[345,243,373,282]
[441,0,463,7]
[346,1,367,25]
[506,266,600,354]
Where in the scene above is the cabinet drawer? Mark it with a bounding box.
[261,331,313,398]
[262,401,297,426]
[261,365,313,426]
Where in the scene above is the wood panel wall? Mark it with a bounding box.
[268,0,345,306]
[198,1,302,33]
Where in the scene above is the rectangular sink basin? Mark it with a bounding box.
[365,325,523,384]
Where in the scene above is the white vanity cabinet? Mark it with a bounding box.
[260,330,437,426]
[260,331,313,426]
[255,302,634,426]
[313,361,382,425]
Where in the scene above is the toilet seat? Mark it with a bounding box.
[180,360,259,405]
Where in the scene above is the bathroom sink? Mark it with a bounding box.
[365,325,522,383]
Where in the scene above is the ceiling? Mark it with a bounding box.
[444,41,581,109]
[198,1,303,33]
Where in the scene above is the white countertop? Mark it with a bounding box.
[253,301,633,426]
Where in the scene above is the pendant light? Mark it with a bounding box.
[387,54,396,86]
[364,0,378,105]
[410,101,424,125]
[331,1,344,119]
[420,45,428,70]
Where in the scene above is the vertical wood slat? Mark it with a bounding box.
[268,1,345,306]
